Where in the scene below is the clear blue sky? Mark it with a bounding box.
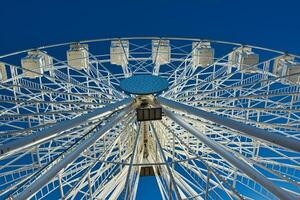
[1,0,299,199]
[1,0,300,56]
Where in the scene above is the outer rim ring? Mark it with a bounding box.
[0,36,298,59]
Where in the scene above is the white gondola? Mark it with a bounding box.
[152,40,170,65]
[273,55,300,83]
[152,40,170,75]
[21,50,53,78]
[228,47,259,73]
[192,42,214,68]
[67,43,89,70]
[0,62,7,81]
[110,40,129,66]
[110,40,130,77]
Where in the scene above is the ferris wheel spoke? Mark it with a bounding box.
[58,137,124,199]
[210,133,300,193]
[192,102,300,133]
[177,85,300,104]
[0,121,102,196]
[0,112,101,140]
[0,122,56,138]
[0,82,110,103]
[166,41,203,83]
[0,99,100,124]
[201,106,300,135]
[163,106,296,200]
[176,169,231,200]
[159,97,300,153]
[0,104,102,120]
[192,123,299,184]
[85,49,121,85]
[94,165,129,199]
[0,80,112,122]
[197,96,300,123]
[0,98,105,106]
[246,156,300,189]
[122,122,141,199]
[172,170,200,199]
[47,52,126,99]
[0,98,132,159]
[165,47,234,97]
[150,122,182,199]
[166,69,226,99]
[201,100,299,118]
[9,105,132,200]
[171,65,300,108]
[64,115,134,199]
[198,105,300,113]
[92,141,137,199]
[210,108,300,133]
[161,122,244,200]
[4,62,118,101]
[0,108,94,121]
[158,123,239,199]
[166,56,279,100]
[178,113,300,173]
[255,159,300,183]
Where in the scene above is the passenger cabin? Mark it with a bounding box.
[152,40,170,65]
[192,42,214,68]
[110,40,130,77]
[0,62,7,81]
[152,40,171,75]
[21,50,53,78]
[67,43,89,70]
[273,55,300,83]
[228,47,259,73]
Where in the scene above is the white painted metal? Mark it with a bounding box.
[14,106,132,200]
[110,40,130,77]
[0,98,133,158]
[192,42,214,68]
[0,62,7,81]
[273,55,300,83]
[162,107,295,200]
[0,37,299,200]
[228,47,259,73]
[67,43,89,69]
[152,40,171,75]
[21,50,53,78]
[157,96,300,153]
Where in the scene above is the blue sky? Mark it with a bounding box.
[1,0,300,56]
[1,0,300,199]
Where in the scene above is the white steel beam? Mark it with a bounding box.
[0,98,133,158]
[163,108,295,200]
[157,97,300,153]
[123,122,141,199]
[12,106,132,200]
[150,122,182,200]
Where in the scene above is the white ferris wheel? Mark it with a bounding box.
[0,37,299,200]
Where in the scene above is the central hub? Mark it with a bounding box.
[120,75,167,121]
[119,74,169,95]
[135,95,162,122]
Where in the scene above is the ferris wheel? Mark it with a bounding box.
[0,37,299,200]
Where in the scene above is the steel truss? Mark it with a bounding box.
[0,37,299,200]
